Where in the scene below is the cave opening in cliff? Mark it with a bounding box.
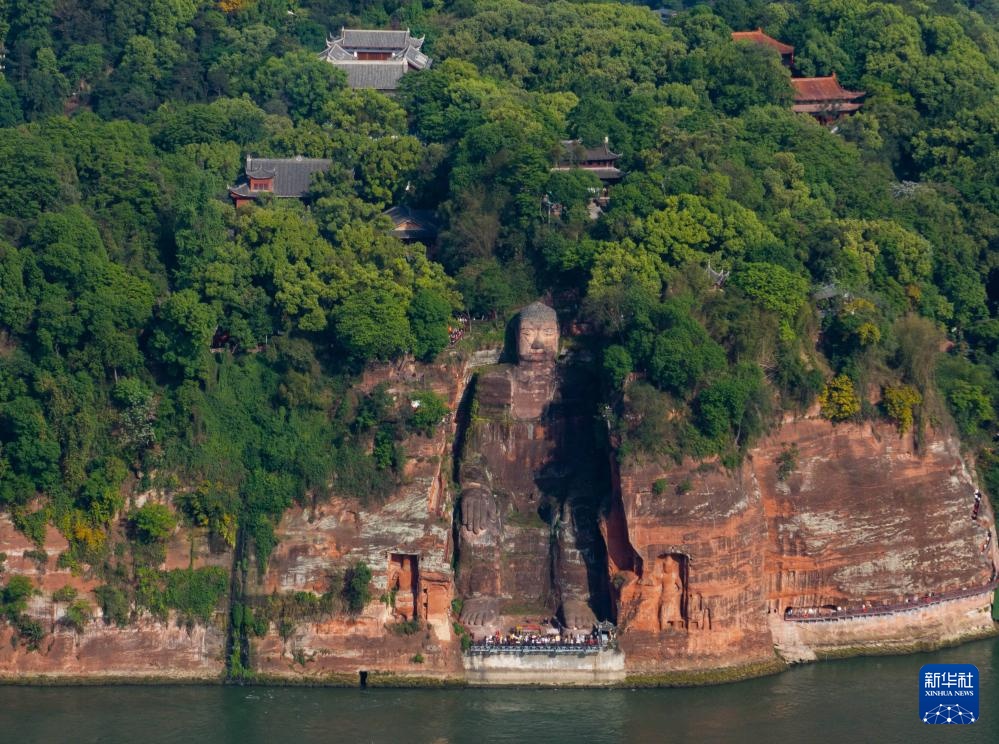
[359,671,368,688]
[389,553,419,620]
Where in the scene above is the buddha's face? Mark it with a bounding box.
[518,315,559,364]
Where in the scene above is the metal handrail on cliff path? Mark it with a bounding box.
[783,580,999,623]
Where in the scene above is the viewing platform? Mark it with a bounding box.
[466,641,607,656]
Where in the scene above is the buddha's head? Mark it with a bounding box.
[517,301,559,365]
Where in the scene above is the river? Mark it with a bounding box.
[1,638,997,743]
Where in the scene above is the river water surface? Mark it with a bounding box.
[1,638,997,743]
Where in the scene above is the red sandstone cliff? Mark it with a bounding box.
[608,416,997,673]
[248,355,471,680]
[1,362,995,682]
[0,509,227,679]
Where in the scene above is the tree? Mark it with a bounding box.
[151,289,217,379]
[0,79,24,127]
[603,345,633,391]
[344,561,372,614]
[883,385,921,434]
[333,288,413,363]
[252,51,346,121]
[408,288,452,362]
[408,391,449,437]
[702,42,794,116]
[0,132,62,219]
[732,262,809,338]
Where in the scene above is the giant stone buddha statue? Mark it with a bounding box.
[455,301,608,631]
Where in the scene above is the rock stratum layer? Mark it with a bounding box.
[0,355,996,684]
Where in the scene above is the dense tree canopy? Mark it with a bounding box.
[1,0,999,630]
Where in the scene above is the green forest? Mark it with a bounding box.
[1,0,998,637]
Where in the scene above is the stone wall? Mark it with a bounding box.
[462,649,625,686]
[771,591,995,662]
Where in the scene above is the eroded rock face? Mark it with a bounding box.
[0,362,995,682]
[609,417,997,672]
[759,419,993,609]
[0,514,226,679]
[607,457,772,671]
[247,356,469,678]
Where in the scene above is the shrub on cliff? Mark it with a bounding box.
[819,375,861,422]
[61,599,93,632]
[131,503,178,544]
[1,575,44,650]
[882,385,922,434]
[343,561,372,614]
[408,392,449,437]
[94,584,131,627]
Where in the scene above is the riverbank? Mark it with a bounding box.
[4,627,995,688]
[3,638,998,744]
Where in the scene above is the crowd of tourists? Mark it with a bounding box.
[467,622,614,654]
[478,630,603,648]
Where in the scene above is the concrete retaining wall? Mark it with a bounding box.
[771,592,996,662]
[462,649,626,686]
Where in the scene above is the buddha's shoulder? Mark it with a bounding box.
[476,366,514,405]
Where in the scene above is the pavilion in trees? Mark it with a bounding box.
[552,139,624,183]
[790,74,865,123]
[228,156,332,207]
[731,28,794,66]
[732,29,865,122]
[382,206,438,244]
[318,29,431,91]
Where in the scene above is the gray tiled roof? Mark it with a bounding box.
[559,139,621,163]
[319,29,431,72]
[336,61,409,90]
[321,44,354,61]
[401,45,431,70]
[230,156,333,199]
[383,206,438,240]
[549,165,624,182]
[340,29,423,51]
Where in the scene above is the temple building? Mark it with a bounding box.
[791,73,865,122]
[731,28,794,66]
[552,139,624,183]
[383,206,438,244]
[228,156,332,207]
[318,28,431,91]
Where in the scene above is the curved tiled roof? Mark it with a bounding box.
[731,29,794,55]
[230,156,332,199]
[340,29,424,51]
[558,139,620,163]
[336,60,410,90]
[791,74,865,101]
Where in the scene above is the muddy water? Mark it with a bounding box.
[1,638,997,743]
